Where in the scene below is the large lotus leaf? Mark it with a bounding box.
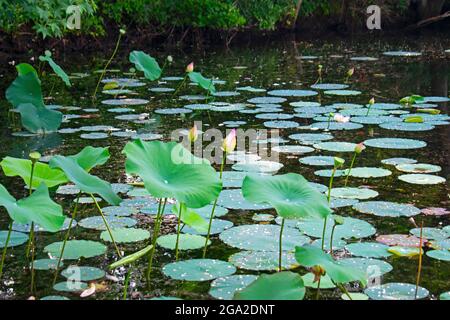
[353,201,420,217]
[44,240,107,259]
[39,51,71,86]
[295,245,367,286]
[0,183,65,232]
[365,283,429,300]
[68,146,110,172]
[172,203,208,233]
[242,173,332,219]
[16,103,63,134]
[49,156,121,205]
[234,272,305,300]
[100,228,150,243]
[229,250,299,271]
[0,157,67,189]
[123,140,221,208]
[188,72,216,94]
[162,259,236,281]
[129,51,162,81]
[5,64,44,109]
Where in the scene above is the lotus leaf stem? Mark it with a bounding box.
[173,74,188,96]
[0,221,13,280]
[320,217,327,251]
[315,278,321,300]
[278,218,285,272]
[123,263,133,300]
[27,160,36,294]
[174,203,183,261]
[415,220,424,299]
[329,222,337,255]
[146,198,167,282]
[344,152,357,186]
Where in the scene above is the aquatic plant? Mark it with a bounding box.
[344,143,366,186]
[242,173,332,271]
[129,51,162,81]
[5,63,63,134]
[123,140,221,281]
[203,129,236,258]
[366,97,375,116]
[38,50,71,87]
[344,67,354,83]
[400,95,424,106]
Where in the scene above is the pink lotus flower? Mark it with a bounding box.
[186,62,194,73]
[355,142,366,154]
[222,129,237,153]
[188,124,198,143]
[333,113,350,123]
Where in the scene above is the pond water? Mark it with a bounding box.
[0,35,449,300]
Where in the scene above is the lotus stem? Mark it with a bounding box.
[52,192,81,285]
[320,217,328,251]
[123,264,133,300]
[335,281,353,300]
[329,222,337,255]
[27,160,36,294]
[326,113,333,130]
[146,198,167,282]
[278,218,285,272]
[202,152,226,258]
[327,167,336,204]
[344,152,357,186]
[92,31,123,101]
[0,221,13,280]
[174,203,183,261]
[173,74,188,96]
[415,220,424,299]
[315,278,321,300]
[90,194,122,257]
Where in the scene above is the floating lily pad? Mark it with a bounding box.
[310,122,363,130]
[289,133,333,143]
[376,234,422,247]
[314,169,346,178]
[162,259,236,281]
[184,103,211,110]
[324,90,361,96]
[229,250,298,271]
[79,216,137,231]
[232,161,283,174]
[388,246,421,257]
[272,145,314,154]
[410,227,448,240]
[149,87,174,93]
[350,56,378,61]
[255,113,293,120]
[182,219,233,236]
[44,240,107,259]
[313,141,357,152]
[431,239,450,250]
[341,293,369,300]
[217,189,272,210]
[32,258,61,270]
[61,266,105,281]
[157,234,210,250]
[252,213,275,222]
[330,188,379,200]
[426,250,450,261]
[247,97,286,104]
[54,281,88,293]
[263,120,298,129]
[194,204,228,218]
[365,283,429,300]
[267,89,317,97]
[41,295,70,300]
[219,224,309,251]
[102,206,137,217]
[311,83,348,90]
[381,158,417,166]
[347,167,392,178]
[353,201,420,217]
[383,51,422,57]
[421,207,450,216]
[338,258,393,277]
[345,242,392,258]
[154,108,192,115]
[395,163,441,174]
[0,231,29,248]
[364,138,426,149]
[422,96,450,103]
[80,133,108,140]
[330,198,359,208]
[101,98,148,105]
[440,292,450,300]
[398,174,446,185]
[311,238,347,251]
[100,228,150,243]
[209,275,258,300]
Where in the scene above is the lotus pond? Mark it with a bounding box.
[0,36,449,301]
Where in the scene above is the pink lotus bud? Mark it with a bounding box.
[186,62,194,73]
[355,142,366,154]
[333,113,350,123]
[222,129,237,153]
[188,124,198,143]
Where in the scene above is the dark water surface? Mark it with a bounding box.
[0,35,449,300]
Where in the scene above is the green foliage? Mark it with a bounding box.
[238,0,295,30]
[39,50,71,86]
[129,51,162,81]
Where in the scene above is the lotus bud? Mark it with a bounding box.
[369,97,375,105]
[186,62,194,73]
[334,157,345,168]
[188,124,198,143]
[29,151,41,163]
[167,55,173,63]
[129,67,136,73]
[333,214,345,225]
[333,113,350,123]
[408,217,418,228]
[311,265,326,283]
[119,28,126,35]
[347,67,354,77]
[354,142,366,154]
[222,129,237,154]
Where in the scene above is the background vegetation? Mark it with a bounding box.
[0,0,448,39]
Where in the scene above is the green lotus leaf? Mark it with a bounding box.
[0,183,65,232]
[49,156,121,205]
[188,72,216,94]
[0,157,67,189]
[109,245,153,269]
[157,234,210,250]
[61,266,105,281]
[123,140,221,208]
[242,173,332,219]
[234,272,305,300]
[172,203,209,233]
[44,240,107,259]
[295,245,367,286]
[16,103,63,134]
[100,227,150,243]
[39,51,71,86]
[129,51,162,81]
[209,275,258,300]
[162,259,236,281]
[6,64,44,109]
[68,146,110,172]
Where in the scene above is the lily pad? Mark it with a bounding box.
[267,89,317,97]
[53,281,88,293]
[364,138,426,149]
[61,266,105,281]
[162,259,236,281]
[229,250,299,271]
[32,258,61,270]
[380,122,435,132]
[376,234,423,247]
[324,90,361,96]
[338,258,393,277]
[395,163,441,174]
[426,250,450,261]
[209,275,258,300]
[79,216,137,231]
[157,234,210,250]
[44,240,107,259]
[232,161,283,173]
[381,158,417,166]
[398,174,446,185]
[311,83,348,90]
[330,188,379,200]
[347,167,392,178]
[0,230,29,248]
[313,142,357,152]
[410,227,448,240]
[247,97,286,104]
[345,242,392,258]
[263,120,298,129]
[100,228,150,243]
[353,201,420,217]
[182,219,233,236]
[365,283,429,300]
[310,122,363,130]
[217,189,272,210]
[302,272,335,289]
[219,224,310,251]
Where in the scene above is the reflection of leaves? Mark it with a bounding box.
[9,133,62,158]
